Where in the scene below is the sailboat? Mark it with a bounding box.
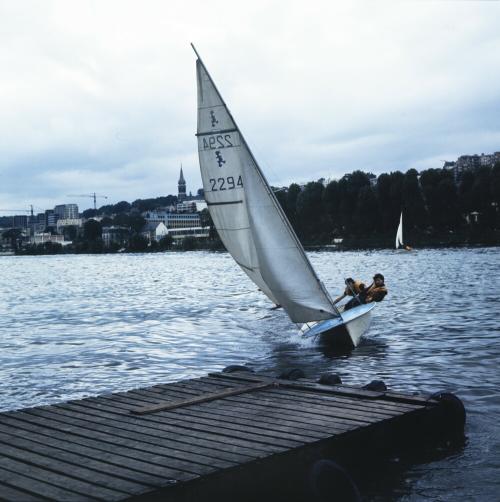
[395,212,404,249]
[395,212,411,251]
[193,45,375,348]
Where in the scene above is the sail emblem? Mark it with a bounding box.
[215,151,226,167]
[210,110,219,127]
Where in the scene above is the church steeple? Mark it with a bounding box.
[178,164,186,202]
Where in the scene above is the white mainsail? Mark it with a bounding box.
[195,50,338,323]
[395,212,403,249]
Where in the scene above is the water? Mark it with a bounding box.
[0,248,499,500]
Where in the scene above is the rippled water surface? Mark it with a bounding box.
[1,249,499,500]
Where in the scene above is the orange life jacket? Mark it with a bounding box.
[365,283,388,302]
[344,280,365,296]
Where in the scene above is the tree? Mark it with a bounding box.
[2,228,22,251]
[286,183,302,231]
[159,234,174,250]
[112,214,146,233]
[83,219,102,241]
[128,234,149,252]
[296,182,325,241]
[82,208,97,219]
[113,201,132,214]
[354,186,379,234]
[200,208,217,240]
[338,171,372,235]
[402,169,427,230]
[180,236,198,250]
[419,169,461,230]
[62,225,78,241]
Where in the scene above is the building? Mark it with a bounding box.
[142,210,171,225]
[102,226,129,247]
[56,218,83,233]
[141,222,169,243]
[30,233,65,245]
[178,166,187,202]
[13,215,28,229]
[163,213,209,240]
[45,209,57,228]
[176,200,208,213]
[54,204,79,220]
[443,151,500,182]
[32,213,46,233]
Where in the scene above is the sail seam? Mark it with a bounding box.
[206,200,243,206]
[196,128,238,137]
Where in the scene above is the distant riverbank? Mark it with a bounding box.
[11,232,500,256]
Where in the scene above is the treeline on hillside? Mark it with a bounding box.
[82,189,205,218]
[81,196,179,219]
[273,165,500,246]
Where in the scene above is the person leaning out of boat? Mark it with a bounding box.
[344,273,388,310]
[333,277,366,305]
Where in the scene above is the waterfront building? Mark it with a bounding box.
[142,210,171,225]
[56,218,83,233]
[141,222,168,243]
[102,226,129,247]
[163,213,209,240]
[31,233,65,245]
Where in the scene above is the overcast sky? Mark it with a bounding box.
[1,0,500,212]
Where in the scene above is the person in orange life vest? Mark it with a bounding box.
[364,273,388,302]
[333,277,366,305]
[344,273,387,310]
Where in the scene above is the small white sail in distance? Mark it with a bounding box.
[395,212,403,249]
[193,45,338,323]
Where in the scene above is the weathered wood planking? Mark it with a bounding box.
[0,371,455,501]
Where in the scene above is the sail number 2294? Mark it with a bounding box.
[209,175,243,191]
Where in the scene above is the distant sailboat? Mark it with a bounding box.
[395,212,411,251]
[395,212,404,249]
[193,45,375,348]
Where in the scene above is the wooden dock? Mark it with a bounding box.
[0,370,465,501]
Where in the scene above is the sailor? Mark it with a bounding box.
[364,273,388,303]
[344,273,387,310]
[333,278,366,305]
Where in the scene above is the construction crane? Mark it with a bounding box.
[0,206,35,228]
[0,205,35,216]
[66,193,108,211]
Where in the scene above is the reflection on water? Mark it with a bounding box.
[0,248,499,500]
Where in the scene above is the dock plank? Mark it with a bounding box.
[0,413,197,482]
[23,408,233,474]
[0,429,154,494]
[0,462,100,501]
[0,481,46,502]
[62,400,278,455]
[0,444,127,500]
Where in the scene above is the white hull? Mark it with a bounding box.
[301,303,375,348]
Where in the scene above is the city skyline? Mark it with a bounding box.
[1,1,500,211]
